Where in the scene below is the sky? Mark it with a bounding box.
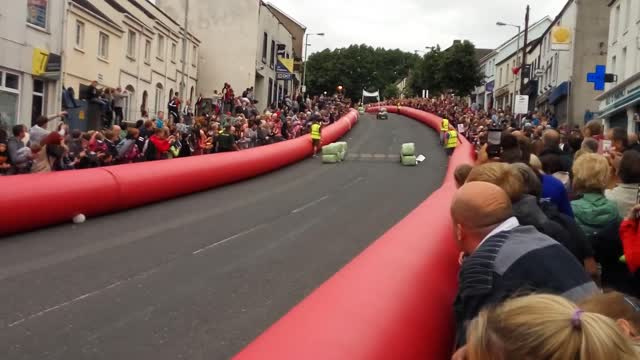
[266,0,566,55]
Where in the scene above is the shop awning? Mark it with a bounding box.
[549,81,569,105]
[598,88,640,119]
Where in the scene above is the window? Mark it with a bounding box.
[612,55,617,76]
[154,83,164,115]
[141,90,148,114]
[613,5,621,41]
[262,33,268,63]
[622,47,628,80]
[498,68,503,87]
[268,78,273,105]
[157,34,165,60]
[75,21,85,49]
[27,0,48,29]
[127,30,137,59]
[624,0,631,31]
[144,40,151,63]
[125,85,135,121]
[0,70,21,127]
[31,79,45,126]
[171,43,177,62]
[270,40,276,68]
[192,45,197,66]
[98,32,109,59]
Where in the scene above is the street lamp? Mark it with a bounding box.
[303,32,325,96]
[497,21,522,109]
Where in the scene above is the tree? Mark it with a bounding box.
[407,41,483,97]
[305,45,419,100]
[439,41,484,96]
[407,46,444,97]
[383,84,400,99]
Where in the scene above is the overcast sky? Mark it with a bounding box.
[267,0,566,55]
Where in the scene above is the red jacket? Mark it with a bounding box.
[149,135,171,153]
[620,219,640,273]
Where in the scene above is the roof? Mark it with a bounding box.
[126,0,157,22]
[103,0,145,25]
[475,48,493,62]
[71,0,121,29]
[479,50,497,63]
[264,2,307,31]
[496,36,542,66]
[140,0,181,27]
[494,16,552,52]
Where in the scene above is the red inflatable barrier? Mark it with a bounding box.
[0,110,359,236]
[234,107,475,360]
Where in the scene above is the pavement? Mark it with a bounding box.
[0,113,448,360]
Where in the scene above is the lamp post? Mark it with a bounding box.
[303,32,325,96]
[497,21,521,110]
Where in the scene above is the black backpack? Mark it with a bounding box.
[143,139,158,161]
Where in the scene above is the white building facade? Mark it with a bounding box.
[255,4,294,109]
[535,0,609,125]
[157,0,261,98]
[596,0,640,133]
[472,51,497,111]
[64,0,200,122]
[492,17,552,112]
[0,0,66,128]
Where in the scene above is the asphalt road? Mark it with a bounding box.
[0,113,448,360]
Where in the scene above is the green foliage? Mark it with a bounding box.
[383,83,400,99]
[408,41,484,97]
[305,45,419,100]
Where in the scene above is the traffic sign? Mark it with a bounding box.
[276,73,292,80]
[514,95,529,114]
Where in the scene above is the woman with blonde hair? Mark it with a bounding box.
[571,153,620,235]
[465,294,637,360]
[571,153,630,291]
[580,291,640,353]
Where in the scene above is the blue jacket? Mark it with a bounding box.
[541,174,574,218]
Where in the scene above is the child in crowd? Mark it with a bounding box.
[462,294,637,360]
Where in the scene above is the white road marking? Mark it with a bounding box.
[192,224,267,255]
[342,177,364,189]
[7,268,159,328]
[291,195,329,214]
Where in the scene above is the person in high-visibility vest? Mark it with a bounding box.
[440,118,450,145]
[444,127,458,156]
[310,116,322,157]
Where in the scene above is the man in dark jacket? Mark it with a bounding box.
[539,129,572,172]
[452,181,598,350]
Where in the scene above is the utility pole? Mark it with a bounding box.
[520,5,530,95]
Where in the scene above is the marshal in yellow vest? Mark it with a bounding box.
[445,130,458,149]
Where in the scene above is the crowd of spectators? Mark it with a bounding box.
[0,83,351,176]
[375,96,640,359]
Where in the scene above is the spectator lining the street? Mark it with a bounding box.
[463,294,637,360]
[450,181,597,349]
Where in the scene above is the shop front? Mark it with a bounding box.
[597,75,640,133]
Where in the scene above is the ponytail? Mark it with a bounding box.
[466,294,637,360]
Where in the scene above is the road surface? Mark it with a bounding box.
[0,113,447,360]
